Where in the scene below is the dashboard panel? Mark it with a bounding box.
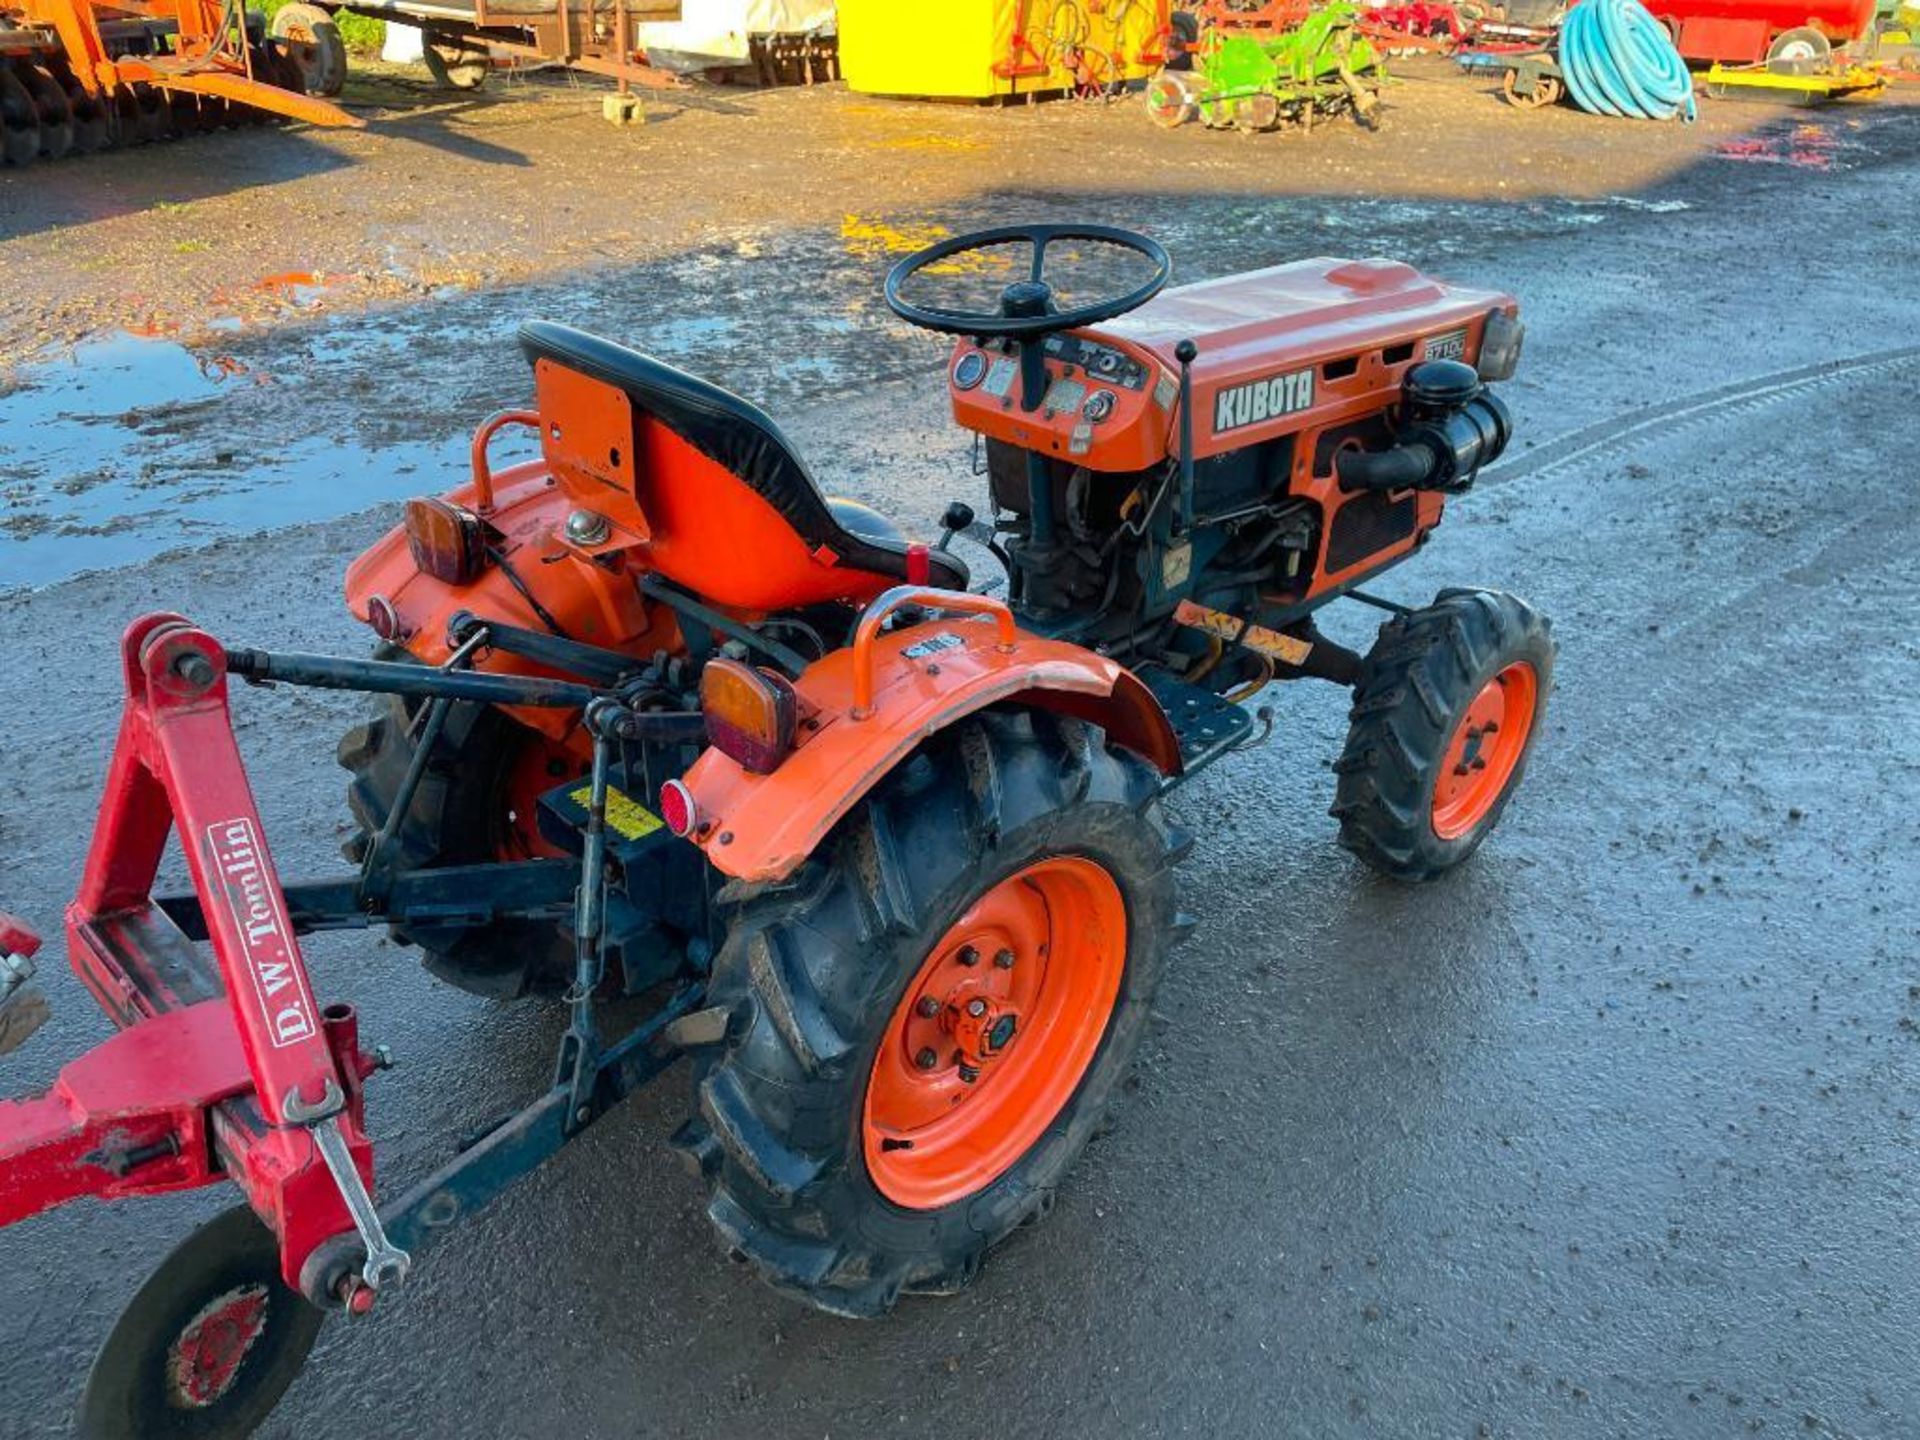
[947,333,1176,473]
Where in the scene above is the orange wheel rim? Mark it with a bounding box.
[1430,660,1538,841]
[497,737,577,861]
[863,856,1127,1211]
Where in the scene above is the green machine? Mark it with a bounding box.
[1146,4,1386,131]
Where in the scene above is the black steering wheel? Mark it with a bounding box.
[884,223,1172,341]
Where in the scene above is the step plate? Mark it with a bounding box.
[1138,668,1257,779]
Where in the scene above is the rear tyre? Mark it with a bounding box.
[338,653,580,998]
[678,712,1184,1317]
[1331,587,1553,880]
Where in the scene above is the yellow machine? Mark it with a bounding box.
[1702,60,1889,101]
[839,0,1171,99]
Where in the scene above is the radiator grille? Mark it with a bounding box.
[1326,493,1416,572]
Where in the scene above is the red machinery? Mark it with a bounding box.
[1636,0,1877,63]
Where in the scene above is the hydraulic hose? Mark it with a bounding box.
[1558,0,1697,123]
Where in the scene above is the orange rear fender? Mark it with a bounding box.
[678,594,1181,885]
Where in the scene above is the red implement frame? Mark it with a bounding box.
[0,613,376,1300]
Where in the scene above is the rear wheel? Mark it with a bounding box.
[338,652,581,998]
[1331,588,1553,880]
[676,712,1184,1316]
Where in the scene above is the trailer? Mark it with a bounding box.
[288,0,686,98]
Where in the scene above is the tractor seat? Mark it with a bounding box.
[519,322,967,607]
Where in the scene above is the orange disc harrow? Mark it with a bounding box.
[1430,660,1538,840]
[863,856,1127,1211]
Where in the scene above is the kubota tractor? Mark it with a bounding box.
[0,225,1549,1435]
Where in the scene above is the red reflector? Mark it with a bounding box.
[906,542,930,587]
[659,780,697,838]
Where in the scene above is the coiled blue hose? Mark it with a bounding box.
[1559,0,1698,122]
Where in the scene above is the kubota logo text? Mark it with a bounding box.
[207,817,316,1048]
[1213,368,1314,435]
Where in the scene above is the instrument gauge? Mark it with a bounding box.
[953,351,988,391]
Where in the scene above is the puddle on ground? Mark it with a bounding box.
[0,330,528,593]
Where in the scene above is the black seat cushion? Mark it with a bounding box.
[520,322,966,592]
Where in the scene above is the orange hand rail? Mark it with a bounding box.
[850,586,1018,719]
[469,409,541,515]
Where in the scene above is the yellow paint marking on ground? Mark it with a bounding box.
[839,216,1013,275]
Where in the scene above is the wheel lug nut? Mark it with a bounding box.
[916,996,941,1018]
[993,949,1014,969]
[915,1047,939,1070]
[966,998,988,1017]
[956,945,979,966]
[957,1063,981,1084]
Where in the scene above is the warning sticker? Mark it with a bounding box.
[569,784,665,842]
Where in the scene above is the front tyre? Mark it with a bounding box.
[1331,588,1553,880]
[678,712,1184,1317]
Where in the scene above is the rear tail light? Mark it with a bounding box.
[659,779,697,838]
[404,497,489,586]
[700,658,797,774]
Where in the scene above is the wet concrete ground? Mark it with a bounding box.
[1,70,1918,1440]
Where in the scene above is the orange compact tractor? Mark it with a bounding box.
[0,0,358,162]
[0,226,1549,1434]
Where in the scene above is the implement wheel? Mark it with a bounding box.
[1502,69,1562,108]
[78,1207,325,1440]
[423,42,490,91]
[1766,25,1830,75]
[678,712,1184,1316]
[1145,70,1198,127]
[272,3,348,97]
[1331,587,1553,880]
[338,654,581,998]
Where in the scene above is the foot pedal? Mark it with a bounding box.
[0,912,49,1056]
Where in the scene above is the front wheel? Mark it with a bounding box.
[1331,587,1553,880]
[677,711,1185,1317]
